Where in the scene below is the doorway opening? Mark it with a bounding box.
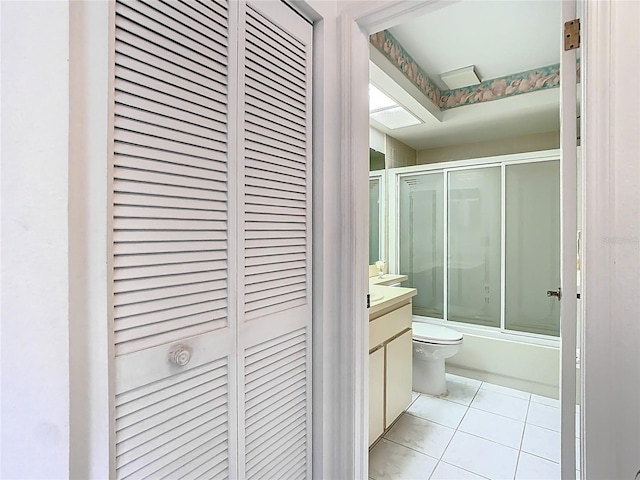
[360,1,582,478]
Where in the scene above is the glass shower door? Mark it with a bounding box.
[447,167,501,328]
[505,160,561,336]
[399,173,444,318]
[369,177,381,265]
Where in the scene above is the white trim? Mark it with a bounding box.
[369,170,387,264]
[500,162,507,333]
[442,169,448,323]
[339,10,371,478]
[390,148,561,175]
[68,2,111,477]
[559,0,579,476]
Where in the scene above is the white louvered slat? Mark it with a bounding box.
[115,1,227,64]
[111,1,312,478]
[238,5,312,476]
[245,90,306,125]
[115,143,227,173]
[115,358,229,479]
[244,328,307,480]
[111,0,235,478]
[245,140,306,166]
[115,30,227,90]
[114,269,225,292]
[113,0,230,403]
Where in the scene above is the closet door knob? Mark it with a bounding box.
[169,344,192,366]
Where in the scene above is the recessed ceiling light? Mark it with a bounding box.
[440,66,481,90]
[370,106,422,129]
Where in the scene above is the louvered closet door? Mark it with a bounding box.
[238,3,313,479]
[110,1,236,478]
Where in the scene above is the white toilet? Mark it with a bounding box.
[412,322,463,396]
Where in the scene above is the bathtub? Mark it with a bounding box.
[443,329,560,398]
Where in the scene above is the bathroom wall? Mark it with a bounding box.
[417,131,559,164]
[370,126,417,169]
[370,126,386,154]
[385,134,417,168]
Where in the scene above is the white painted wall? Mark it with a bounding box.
[369,126,386,153]
[1,2,70,478]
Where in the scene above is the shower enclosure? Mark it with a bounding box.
[369,172,385,265]
[389,151,560,338]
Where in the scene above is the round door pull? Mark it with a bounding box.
[169,344,192,366]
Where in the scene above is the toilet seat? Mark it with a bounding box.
[412,322,463,345]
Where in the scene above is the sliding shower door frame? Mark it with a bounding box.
[388,149,562,344]
[369,169,387,265]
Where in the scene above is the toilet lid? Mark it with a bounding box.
[412,322,463,344]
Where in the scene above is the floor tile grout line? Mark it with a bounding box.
[480,384,534,402]
[436,459,493,480]
[519,449,561,464]
[516,395,532,480]
[524,420,561,434]
[466,404,528,424]
[402,410,461,431]
[513,450,522,480]
[454,429,521,453]
[519,397,532,451]
[380,436,440,462]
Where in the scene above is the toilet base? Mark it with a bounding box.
[412,357,447,396]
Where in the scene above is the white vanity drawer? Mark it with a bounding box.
[369,303,412,351]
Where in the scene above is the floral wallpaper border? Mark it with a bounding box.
[439,64,560,109]
[369,30,442,108]
[370,29,576,111]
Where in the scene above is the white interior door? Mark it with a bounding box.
[237,2,313,479]
[111,1,236,477]
[109,1,312,478]
[560,1,579,478]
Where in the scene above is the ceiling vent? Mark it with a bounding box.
[440,66,481,90]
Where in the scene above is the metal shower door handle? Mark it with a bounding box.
[547,288,562,300]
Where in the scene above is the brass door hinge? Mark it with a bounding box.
[564,19,580,51]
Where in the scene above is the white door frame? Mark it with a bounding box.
[337,1,586,477]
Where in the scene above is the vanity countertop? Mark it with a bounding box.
[369,284,416,318]
[369,274,408,286]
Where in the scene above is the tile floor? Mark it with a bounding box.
[369,374,580,480]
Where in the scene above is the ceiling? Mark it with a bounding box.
[370,0,562,151]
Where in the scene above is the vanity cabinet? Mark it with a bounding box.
[369,348,385,446]
[385,329,413,427]
[369,301,413,446]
